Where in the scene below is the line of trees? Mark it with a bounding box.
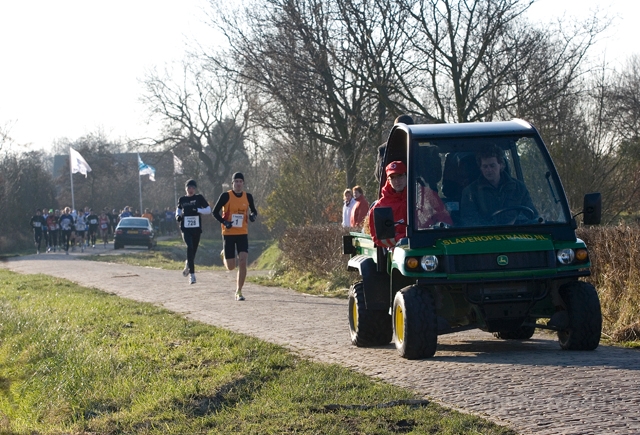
[144,0,638,226]
[4,0,640,251]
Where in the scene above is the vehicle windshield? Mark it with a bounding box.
[119,218,149,227]
[412,135,568,230]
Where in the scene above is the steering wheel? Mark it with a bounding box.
[491,206,536,223]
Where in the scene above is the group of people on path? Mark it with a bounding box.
[29,207,114,255]
[176,172,258,301]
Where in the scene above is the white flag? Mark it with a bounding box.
[173,153,183,175]
[138,153,156,181]
[70,147,92,177]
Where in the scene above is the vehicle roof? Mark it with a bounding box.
[403,119,534,139]
[117,217,150,227]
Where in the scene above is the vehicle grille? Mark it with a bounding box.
[445,251,555,273]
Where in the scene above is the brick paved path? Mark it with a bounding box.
[3,253,639,434]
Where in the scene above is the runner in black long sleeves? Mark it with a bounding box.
[58,207,74,255]
[86,209,99,248]
[176,179,211,284]
[29,209,46,254]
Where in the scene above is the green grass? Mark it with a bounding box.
[82,237,269,272]
[0,270,515,434]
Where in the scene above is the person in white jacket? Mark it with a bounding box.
[342,188,355,227]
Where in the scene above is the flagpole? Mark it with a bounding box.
[173,173,177,207]
[69,147,75,211]
[139,170,143,214]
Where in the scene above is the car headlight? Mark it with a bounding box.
[556,248,575,265]
[421,255,439,272]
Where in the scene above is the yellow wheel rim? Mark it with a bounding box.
[352,299,358,330]
[395,304,404,343]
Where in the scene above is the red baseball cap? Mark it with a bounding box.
[385,161,406,176]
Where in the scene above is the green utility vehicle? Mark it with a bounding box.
[343,119,602,359]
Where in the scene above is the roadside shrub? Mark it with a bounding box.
[577,225,640,342]
[278,224,352,291]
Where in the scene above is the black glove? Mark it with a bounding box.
[176,215,183,222]
[223,220,233,229]
[249,212,256,222]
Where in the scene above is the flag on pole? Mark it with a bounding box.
[173,153,183,175]
[70,147,92,177]
[138,153,156,181]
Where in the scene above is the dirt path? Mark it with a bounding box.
[3,252,639,435]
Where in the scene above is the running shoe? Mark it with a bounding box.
[182,260,189,277]
[235,293,245,301]
[220,249,224,261]
[189,273,196,284]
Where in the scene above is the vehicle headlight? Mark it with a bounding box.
[421,255,439,272]
[556,249,575,265]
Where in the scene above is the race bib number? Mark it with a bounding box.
[100,223,108,229]
[231,214,244,227]
[184,216,200,228]
[33,222,41,228]
[90,219,98,224]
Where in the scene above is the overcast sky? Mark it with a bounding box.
[1,0,638,152]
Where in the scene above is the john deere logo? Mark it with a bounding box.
[497,255,509,266]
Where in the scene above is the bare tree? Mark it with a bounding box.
[388,0,603,123]
[210,0,391,188]
[141,62,251,200]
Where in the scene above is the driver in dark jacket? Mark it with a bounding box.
[460,144,538,226]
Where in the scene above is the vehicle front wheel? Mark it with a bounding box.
[393,285,437,359]
[557,281,602,350]
[348,282,392,347]
[114,243,122,250]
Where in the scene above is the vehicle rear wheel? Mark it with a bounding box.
[393,285,437,359]
[493,323,535,340]
[557,281,602,350]
[114,243,122,250]
[348,282,392,347]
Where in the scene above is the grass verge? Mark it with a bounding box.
[0,270,515,434]
[81,237,268,272]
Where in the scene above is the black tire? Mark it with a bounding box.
[557,281,602,350]
[114,243,122,250]
[348,282,392,347]
[393,285,438,359]
[493,324,535,340]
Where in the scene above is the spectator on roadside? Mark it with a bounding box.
[349,185,369,228]
[342,189,355,228]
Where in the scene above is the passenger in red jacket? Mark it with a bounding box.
[368,161,408,247]
[349,185,369,228]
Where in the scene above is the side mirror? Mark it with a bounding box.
[583,193,601,225]
[373,207,396,240]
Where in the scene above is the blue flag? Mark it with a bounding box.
[138,154,156,181]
